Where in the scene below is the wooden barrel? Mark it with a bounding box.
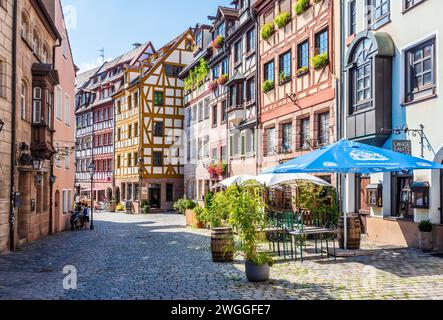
[211,227,234,262]
[338,214,362,250]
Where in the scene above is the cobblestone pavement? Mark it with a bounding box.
[0,212,443,300]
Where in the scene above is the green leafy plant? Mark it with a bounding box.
[116,203,125,212]
[260,22,275,41]
[279,71,291,83]
[203,190,231,228]
[274,12,292,29]
[295,0,310,15]
[296,66,309,76]
[211,35,225,49]
[311,52,329,70]
[419,220,433,233]
[262,80,275,93]
[227,185,273,266]
[183,58,209,92]
[205,191,214,209]
[173,199,196,215]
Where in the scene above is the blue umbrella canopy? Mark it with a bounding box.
[263,139,443,175]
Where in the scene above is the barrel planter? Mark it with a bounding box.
[211,227,234,262]
[338,214,362,250]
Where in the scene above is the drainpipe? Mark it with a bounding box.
[252,9,260,176]
[49,39,62,235]
[9,0,18,251]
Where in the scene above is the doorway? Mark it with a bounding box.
[149,185,161,209]
[55,190,61,233]
[392,172,414,219]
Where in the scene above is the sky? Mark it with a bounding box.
[61,0,232,73]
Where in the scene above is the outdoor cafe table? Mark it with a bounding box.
[289,226,338,263]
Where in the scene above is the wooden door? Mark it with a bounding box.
[359,176,371,214]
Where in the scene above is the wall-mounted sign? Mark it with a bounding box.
[393,140,412,155]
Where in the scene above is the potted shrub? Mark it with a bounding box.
[193,206,206,229]
[227,185,273,282]
[262,80,275,93]
[274,12,291,29]
[217,74,229,86]
[208,80,219,92]
[141,200,150,214]
[295,0,310,15]
[418,220,433,252]
[311,52,329,70]
[260,22,275,41]
[205,191,235,262]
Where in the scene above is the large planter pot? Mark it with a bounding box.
[338,214,362,250]
[211,227,234,263]
[245,261,270,283]
[185,209,199,228]
[419,231,433,252]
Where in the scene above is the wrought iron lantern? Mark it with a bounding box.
[32,158,44,171]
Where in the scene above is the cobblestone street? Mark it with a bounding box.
[0,212,443,300]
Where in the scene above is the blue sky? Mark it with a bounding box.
[61,0,232,73]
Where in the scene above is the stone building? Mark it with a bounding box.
[0,0,14,253]
[0,0,63,253]
[339,0,443,250]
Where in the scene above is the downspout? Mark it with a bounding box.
[253,11,260,176]
[9,0,18,251]
[338,0,346,213]
[49,38,62,235]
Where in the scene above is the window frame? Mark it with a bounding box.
[297,40,309,69]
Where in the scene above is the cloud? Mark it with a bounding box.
[78,57,113,73]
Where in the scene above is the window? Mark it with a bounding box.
[117,100,121,114]
[65,94,70,125]
[221,100,227,122]
[65,152,70,169]
[153,151,163,166]
[32,29,40,56]
[246,77,255,102]
[134,122,139,137]
[134,91,139,108]
[165,64,183,77]
[404,0,424,10]
[212,65,220,80]
[370,0,390,29]
[154,91,164,106]
[315,29,329,55]
[222,59,229,75]
[128,95,132,110]
[62,191,67,214]
[300,118,311,150]
[350,39,373,113]
[204,98,210,120]
[127,184,133,201]
[128,124,132,139]
[279,50,292,81]
[128,153,132,167]
[234,40,242,64]
[20,82,27,120]
[21,13,30,42]
[0,59,6,98]
[267,128,276,156]
[153,122,163,137]
[55,86,62,120]
[264,60,275,82]
[282,123,292,152]
[318,112,330,145]
[166,184,174,202]
[298,40,309,69]
[196,32,202,48]
[134,152,139,166]
[117,128,121,141]
[217,22,225,37]
[349,0,356,35]
[229,82,244,108]
[246,28,256,53]
[198,102,204,122]
[33,87,42,124]
[405,37,436,103]
[117,155,121,169]
[134,183,140,201]
[212,105,218,127]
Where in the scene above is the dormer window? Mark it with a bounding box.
[217,22,226,37]
[196,32,202,49]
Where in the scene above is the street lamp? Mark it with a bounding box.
[88,162,95,230]
[32,158,44,171]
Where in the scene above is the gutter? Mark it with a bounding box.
[9,0,18,251]
[49,37,62,235]
[253,9,260,176]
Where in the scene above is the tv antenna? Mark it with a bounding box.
[98,48,105,63]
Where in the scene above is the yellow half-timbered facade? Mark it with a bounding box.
[114,29,195,212]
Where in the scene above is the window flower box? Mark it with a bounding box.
[260,23,275,41]
[208,80,219,92]
[274,12,292,29]
[262,80,275,93]
[296,66,309,77]
[311,52,329,70]
[217,74,229,86]
[295,0,310,15]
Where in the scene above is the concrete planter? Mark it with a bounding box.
[245,261,270,282]
[419,231,433,252]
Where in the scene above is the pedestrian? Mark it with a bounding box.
[82,204,90,229]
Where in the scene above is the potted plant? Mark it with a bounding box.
[141,200,150,214]
[208,161,227,180]
[296,66,309,76]
[418,220,433,252]
[260,22,275,41]
[208,80,219,92]
[262,80,275,93]
[295,0,310,15]
[274,12,291,29]
[217,74,229,86]
[279,71,291,84]
[227,185,273,282]
[211,35,225,50]
[204,190,235,262]
[311,52,329,70]
[193,206,206,229]
[116,203,125,212]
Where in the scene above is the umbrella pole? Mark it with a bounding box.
[344,174,348,251]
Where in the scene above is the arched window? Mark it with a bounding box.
[32,28,41,56]
[21,13,30,42]
[349,38,374,114]
[42,43,51,63]
[20,81,28,120]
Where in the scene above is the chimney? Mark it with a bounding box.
[132,43,142,49]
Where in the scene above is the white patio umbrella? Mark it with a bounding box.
[254,173,332,188]
[215,175,258,188]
